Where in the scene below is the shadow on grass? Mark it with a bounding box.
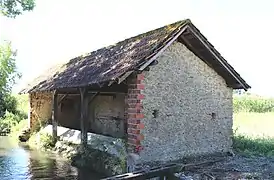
[233,134,274,157]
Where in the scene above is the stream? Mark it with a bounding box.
[0,136,105,180]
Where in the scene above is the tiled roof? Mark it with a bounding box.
[20,20,188,93]
[20,19,250,94]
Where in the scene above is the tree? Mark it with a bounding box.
[0,41,21,93]
[0,0,35,18]
[0,42,21,117]
[0,0,35,119]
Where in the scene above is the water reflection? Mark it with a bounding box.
[0,137,104,180]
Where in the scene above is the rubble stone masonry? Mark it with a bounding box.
[29,92,52,131]
[139,42,233,163]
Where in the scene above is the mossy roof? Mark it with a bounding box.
[20,19,250,93]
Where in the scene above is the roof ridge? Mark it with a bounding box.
[19,18,250,93]
[70,20,189,62]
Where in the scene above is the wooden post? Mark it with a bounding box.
[28,93,32,129]
[80,88,88,146]
[52,90,58,144]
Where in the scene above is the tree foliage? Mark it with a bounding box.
[0,0,35,18]
[0,41,21,93]
[0,0,34,125]
[0,42,21,117]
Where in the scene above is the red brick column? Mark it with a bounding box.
[126,73,145,154]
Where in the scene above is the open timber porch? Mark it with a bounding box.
[50,82,128,146]
[23,72,146,174]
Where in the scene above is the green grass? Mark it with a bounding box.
[233,112,274,137]
[233,112,274,156]
[232,134,274,156]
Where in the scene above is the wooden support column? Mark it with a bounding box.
[52,90,58,144]
[80,88,88,146]
[28,93,32,129]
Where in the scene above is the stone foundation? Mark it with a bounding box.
[30,125,127,176]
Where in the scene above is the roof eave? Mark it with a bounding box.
[186,23,251,91]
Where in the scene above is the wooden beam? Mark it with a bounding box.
[79,88,88,146]
[118,71,134,84]
[108,80,116,86]
[102,158,224,180]
[187,25,248,90]
[179,35,214,69]
[138,26,188,71]
[28,94,31,129]
[51,90,58,144]
[58,94,68,105]
[88,92,99,106]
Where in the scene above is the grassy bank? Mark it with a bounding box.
[233,112,274,137]
[233,94,274,156]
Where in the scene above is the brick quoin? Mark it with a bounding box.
[127,128,140,134]
[128,113,144,119]
[127,119,141,124]
[128,107,141,113]
[126,72,145,154]
[137,73,145,80]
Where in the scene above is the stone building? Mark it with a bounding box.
[20,19,250,167]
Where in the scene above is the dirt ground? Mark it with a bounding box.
[176,154,274,180]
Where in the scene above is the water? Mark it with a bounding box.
[0,136,105,180]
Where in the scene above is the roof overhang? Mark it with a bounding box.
[137,21,250,90]
[19,19,250,94]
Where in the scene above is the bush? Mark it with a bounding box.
[39,133,55,148]
[3,94,18,114]
[0,111,21,130]
[0,94,28,133]
[233,95,274,113]
[233,133,274,156]
[11,119,28,133]
[28,132,55,149]
[0,94,18,117]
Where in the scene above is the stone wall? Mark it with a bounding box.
[58,95,80,129]
[29,92,126,138]
[29,92,52,131]
[57,94,126,138]
[139,42,233,163]
[90,94,126,138]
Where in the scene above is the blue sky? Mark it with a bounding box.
[0,0,273,96]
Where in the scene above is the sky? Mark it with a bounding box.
[0,0,273,96]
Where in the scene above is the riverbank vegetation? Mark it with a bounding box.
[233,94,274,156]
[0,0,35,136]
[0,94,28,138]
[0,41,28,135]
